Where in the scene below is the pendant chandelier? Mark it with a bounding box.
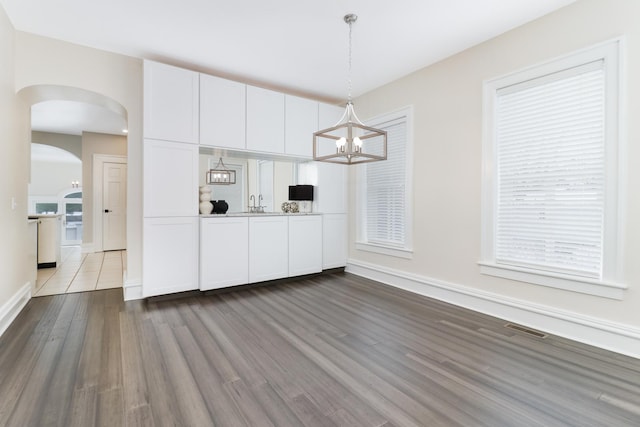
[313,14,387,165]
[206,157,236,185]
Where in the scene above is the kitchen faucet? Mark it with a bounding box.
[258,194,264,212]
[249,194,256,212]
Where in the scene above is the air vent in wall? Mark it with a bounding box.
[505,323,548,339]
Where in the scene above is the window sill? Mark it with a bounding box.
[478,261,627,300]
[356,242,413,259]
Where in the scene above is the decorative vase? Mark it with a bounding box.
[199,186,213,214]
[213,199,229,214]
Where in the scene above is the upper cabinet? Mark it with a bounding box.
[144,60,199,144]
[285,95,318,158]
[246,86,285,154]
[316,103,344,158]
[143,139,199,217]
[318,102,344,131]
[200,74,246,150]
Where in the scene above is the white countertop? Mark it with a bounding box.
[200,212,321,218]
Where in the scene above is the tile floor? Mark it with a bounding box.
[34,246,125,297]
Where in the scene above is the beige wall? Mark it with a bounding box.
[0,6,30,307]
[15,32,143,285]
[351,0,640,330]
[31,131,82,159]
[81,131,127,245]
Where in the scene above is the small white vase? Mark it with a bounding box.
[199,186,213,214]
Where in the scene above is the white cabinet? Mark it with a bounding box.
[246,86,285,154]
[144,60,199,144]
[297,161,347,214]
[249,216,288,283]
[285,95,318,158]
[33,215,62,267]
[316,102,345,157]
[200,217,249,290]
[289,215,322,276]
[322,214,347,269]
[143,139,199,217]
[200,74,246,150]
[143,217,199,297]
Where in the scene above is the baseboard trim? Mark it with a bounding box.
[346,259,640,359]
[0,282,32,338]
[81,243,95,254]
[123,277,143,301]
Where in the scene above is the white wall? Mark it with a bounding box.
[29,160,81,198]
[0,5,31,326]
[14,31,143,288]
[349,0,640,355]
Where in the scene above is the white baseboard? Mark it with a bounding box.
[81,243,95,253]
[0,282,32,338]
[346,259,640,360]
[123,275,143,301]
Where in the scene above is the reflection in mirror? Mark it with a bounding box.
[199,155,247,213]
[199,152,297,213]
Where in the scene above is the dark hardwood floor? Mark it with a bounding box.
[1,272,639,426]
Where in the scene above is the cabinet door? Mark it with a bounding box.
[200,74,246,149]
[285,95,318,158]
[200,217,248,290]
[249,216,288,283]
[144,139,199,217]
[297,161,347,214]
[246,86,285,154]
[143,217,199,297]
[322,214,347,269]
[316,102,345,157]
[289,215,322,276]
[144,60,199,144]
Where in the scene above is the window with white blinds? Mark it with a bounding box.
[481,39,625,298]
[495,61,605,278]
[357,107,413,257]
[365,117,407,246]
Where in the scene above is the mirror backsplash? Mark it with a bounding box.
[199,153,297,213]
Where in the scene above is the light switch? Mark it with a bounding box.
[11,197,16,210]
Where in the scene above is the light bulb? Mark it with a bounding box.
[353,137,363,153]
[336,137,346,148]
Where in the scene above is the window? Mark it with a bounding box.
[480,39,626,299]
[357,106,413,258]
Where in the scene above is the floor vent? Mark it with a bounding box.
[505,323,548,339]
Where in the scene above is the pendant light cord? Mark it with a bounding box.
[347,18,353,104]
[344,14,357,104]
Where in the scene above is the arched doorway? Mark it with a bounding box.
[19,85,129,296]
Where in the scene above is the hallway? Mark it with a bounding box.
[34,246,125,297]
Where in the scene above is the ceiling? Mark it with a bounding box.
[3,0,575,136]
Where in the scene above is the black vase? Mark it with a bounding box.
[212,199,229,214]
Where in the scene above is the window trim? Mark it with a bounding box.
[480,38,627,299]
[356,106,414,259]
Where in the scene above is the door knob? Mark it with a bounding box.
[104,209,111,213]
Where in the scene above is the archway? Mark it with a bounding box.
[18,85,129,281]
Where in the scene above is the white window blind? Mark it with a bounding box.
[365,117,407,247]
[495,61,605,278]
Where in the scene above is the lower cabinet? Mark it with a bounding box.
[322,214,347,269]
[197,214,326,294]
[249,216,289,283]
[143,217,199,297]
[289,215,323,276]
[200,217,248,290]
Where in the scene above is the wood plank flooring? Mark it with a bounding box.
[1,272,639,426]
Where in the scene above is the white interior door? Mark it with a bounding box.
[103,162,127,251]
